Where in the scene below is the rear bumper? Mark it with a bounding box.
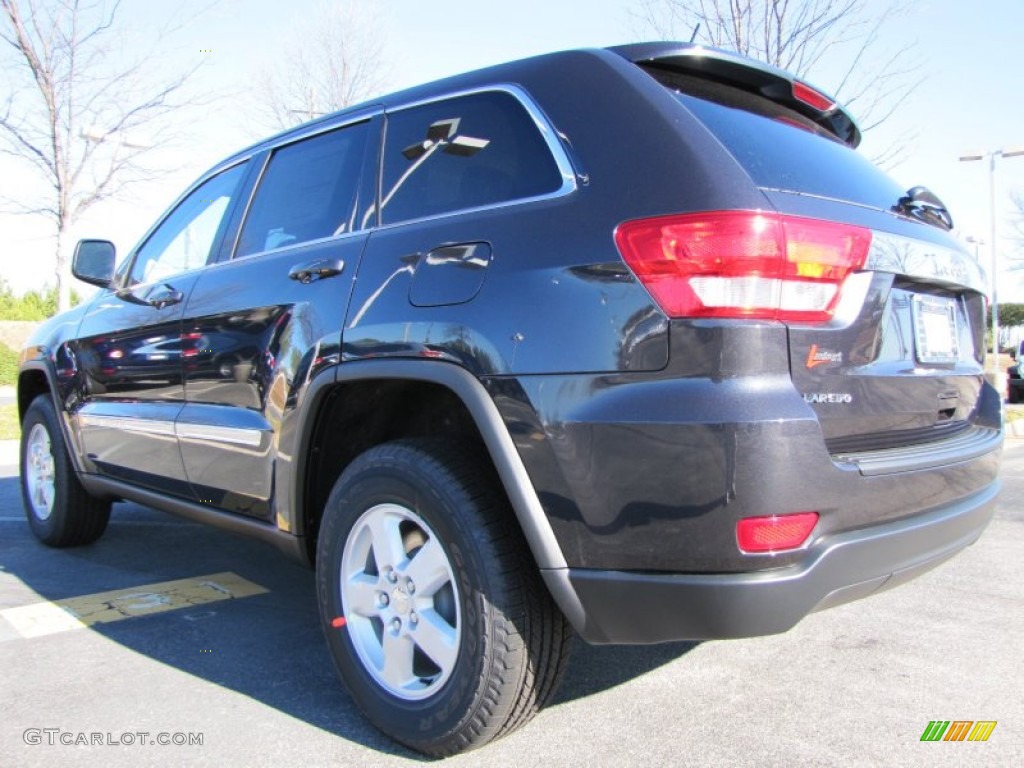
[542,480,999,644]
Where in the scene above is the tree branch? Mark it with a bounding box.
[0,0,213,311]
[636,0,925,159]
[249,0,388,132]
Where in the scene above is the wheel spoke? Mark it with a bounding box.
[412,608,458,673]
[403,536,450,597]
[345,574,381,617]
[25,424,55,519]
[379,631,416,690]
[340,500,462,701]
[367,512,408,571]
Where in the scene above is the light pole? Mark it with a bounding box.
[959,146,1024,359]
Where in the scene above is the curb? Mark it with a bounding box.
[1,438,19,467]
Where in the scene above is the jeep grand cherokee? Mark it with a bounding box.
[18,42,1002,755]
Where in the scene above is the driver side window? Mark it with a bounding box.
[129,163,247,285]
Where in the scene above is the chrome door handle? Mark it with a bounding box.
[288,258,345,284]
[148,287,184,309]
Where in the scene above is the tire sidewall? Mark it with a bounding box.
[316,450,498,750]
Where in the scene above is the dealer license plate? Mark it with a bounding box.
[912,295,960,364]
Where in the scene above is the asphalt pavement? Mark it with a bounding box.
[1,440,1022,767]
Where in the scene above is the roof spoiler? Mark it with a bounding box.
[608,42,861,148]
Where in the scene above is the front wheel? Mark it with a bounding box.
[20,395,111,547]
[316,439,572,756]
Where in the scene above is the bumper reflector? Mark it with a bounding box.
[737,512,819,553]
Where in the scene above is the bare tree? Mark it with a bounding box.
[1010,190,1024,261]
[635,0,922,164]
[253,1,388,131]
[0,0,211,312]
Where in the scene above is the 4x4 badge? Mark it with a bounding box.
[806,344,843,368]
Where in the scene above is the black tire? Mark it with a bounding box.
[20,395,111,547]
[1009,385,1020,404]
[316,439,572,756]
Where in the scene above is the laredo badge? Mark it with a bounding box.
[803,393,853,404]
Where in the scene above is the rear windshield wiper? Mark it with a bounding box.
[893,186,953,231]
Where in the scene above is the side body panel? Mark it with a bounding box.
[179,234,366,521]
[69,277,202,497]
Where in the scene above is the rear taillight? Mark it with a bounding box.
[736,512,819,554]
[614,211,872,323]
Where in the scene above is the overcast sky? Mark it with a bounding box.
[3,0,1024,301]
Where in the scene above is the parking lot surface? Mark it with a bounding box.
[1,440,1022,767]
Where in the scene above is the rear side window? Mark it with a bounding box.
[236,121,370,258]
[655,71,906,210]
[380,91,563,225]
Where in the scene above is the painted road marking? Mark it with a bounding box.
[0,572,268,639]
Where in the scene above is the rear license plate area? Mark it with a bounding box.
[912,295,959,364]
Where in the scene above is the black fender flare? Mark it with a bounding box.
[289,359,569,571]
[16,358,90,475]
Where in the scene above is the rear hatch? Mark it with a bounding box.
[614,44,993,455]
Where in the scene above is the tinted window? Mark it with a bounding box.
[664,75,906,210]
[130,163,247,285]
[380,91,563,225]
[236,121,370,257]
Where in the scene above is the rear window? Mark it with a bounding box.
[653,70,906,210]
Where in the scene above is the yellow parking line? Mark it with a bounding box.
[0,572,268,639]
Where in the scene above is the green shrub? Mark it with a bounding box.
[0,343,18,386]
[0,279,80,320]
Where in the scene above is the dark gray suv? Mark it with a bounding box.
[18,42,1002,755]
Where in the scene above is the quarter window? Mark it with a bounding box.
[236,121,371,258]
[129,163,247,285]
[380,91,563,225]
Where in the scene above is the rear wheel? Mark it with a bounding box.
[1008,383,1021,404]
[316,439,572,756]
[20,396,111,547]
